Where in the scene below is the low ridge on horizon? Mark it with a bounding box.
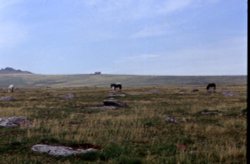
[0,67,32,74]
[0,67,246,76]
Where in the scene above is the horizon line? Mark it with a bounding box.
[0,73,247,76]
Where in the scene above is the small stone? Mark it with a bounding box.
[198,109,221,115]
[165,116,178,124]
[222,91,235,97]
[61,93,75,100]
[0,116,30,127]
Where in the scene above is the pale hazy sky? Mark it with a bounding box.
[0,0,247,75]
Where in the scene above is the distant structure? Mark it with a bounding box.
[8,84,15,93]
[94,72,101,75]
[110,83,122,91]
[206,83,216,92]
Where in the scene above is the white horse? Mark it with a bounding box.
[8,84,14,93]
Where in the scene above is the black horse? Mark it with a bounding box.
[110,83,122,90]
[206,83,216,92]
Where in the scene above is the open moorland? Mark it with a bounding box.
[0,75,247,163]
[0,74,246,88]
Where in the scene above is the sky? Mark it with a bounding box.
[0,0,247,75]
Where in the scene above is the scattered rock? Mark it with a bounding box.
[165,116,178,124]
[177,89,187,95]
[178,89,187,93]
[222,91,235,97]
[31,144,98,157]
[0,116,30,127]
[61,93,75,100]
[197,109,221,115]
[0,96,15,101]
[103,98,128,107]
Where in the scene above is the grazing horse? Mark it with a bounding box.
[8,84,15,93]
[206,83,216,92]
[110,83,122,91]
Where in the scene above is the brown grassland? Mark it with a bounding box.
[0,84,247,163]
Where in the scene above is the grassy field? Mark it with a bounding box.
[0,82,247,163]
[0,74,247,88]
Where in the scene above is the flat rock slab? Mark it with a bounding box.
[197,109,222,115]
[165,116,189,124]
[103,99,128,107]
[31,144,97,156]
[0,96,15,101]
[0,116,30,127]
[88,106,118,110]
[222,91,236,97]
[61,93,75,100]
[107,93,126,98]
[145,89,161,94]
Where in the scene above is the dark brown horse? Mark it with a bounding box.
[110,83,122,90]
[206,83,216,92]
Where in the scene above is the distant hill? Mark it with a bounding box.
[0,67,32,74]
